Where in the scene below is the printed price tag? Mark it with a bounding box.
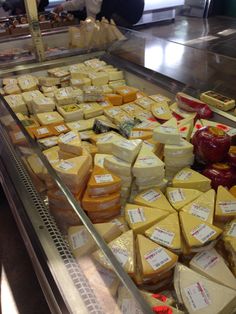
[227,222,236,237]
[144,247,171,270]
[192,251,219,270]
[155,107,165,115]
[60,132,77,143]
[58,161,74,171]
[160,126,176,134]
[175,171,192,181]
[42,138,57,147]
[152,95,166,102]
[45,114,55,122]
[118,139,136,149]
[168,189,185,203]
[189,204,210,221]
[94,174,114,183]
[184,282,211,311]
[128,208,146,224]
[70,229,88,249]
[55,125,67,132]
[141,189,161,202]
[130,131,144,137]
[37,127,49,135]
[151,228,175,247]
[219,201,236,214]
[191,224,216,244]
[138,157,156,165]
[111,246,128,266]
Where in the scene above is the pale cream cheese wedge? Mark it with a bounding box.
[112,138,142,163]
[58,131,82,155]
[153,118,181,145]
[164,138,193,158]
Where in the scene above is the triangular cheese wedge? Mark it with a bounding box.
[201,119,231,133]
[170,102,197,120]
[136,234,178,279]
[58,130,82,155]
[145,213,181,251]
[191,119,204,138]
[87,165,121,196]
[190,248,236,290]
[153,118,181,145]
[125,203,169,234]
[223,218,236,241]
[134,188,175,213]
[181,189,215,224]
[174,263,236,314]
[179,211,222,250]
[172,168,211,192]
[164,138,193,158]
[68,223,122,258]
[132,143,164,178]
[166,187,203,210]
[215,185,236,221]
[178,123,192,141]
[112,138,142,163]
[151,102,172,121]
[93,230,135,276]
[178,115,195,127]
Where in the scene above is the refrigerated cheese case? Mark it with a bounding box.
[0,27,236,314]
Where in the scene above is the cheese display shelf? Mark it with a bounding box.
[0,30,236,314]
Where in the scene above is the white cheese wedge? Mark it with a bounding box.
[150,94,171,104]
[112,138,142,163]
[96,132,121,154]
[170,102,197,120]
[178,123,192,141]
[36,112,64,125]
[55,87,76,105]
[153,118,181,145]
[32,97,55,113]
[58,131,82,155]
[79,102,103,119]
[164,139,193,158]
[165,154,195,168]
[94,154,112,168]
[104,155,132,176]
[4,94,27,114]
[215,185,236,221]
[135,97,156,110]
[18,75,37,92]
[166,188,203,210]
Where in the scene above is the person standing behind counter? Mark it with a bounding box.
[54,0,144,27]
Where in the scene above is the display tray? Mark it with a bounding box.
[0,50,236,314]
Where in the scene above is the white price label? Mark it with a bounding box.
[128,208,146,224]
[111,246,128,267]
[175,171,192,181]
[155,107,165,115]
[45,114,55,122]
[60,132,77,143]
[184,282,211,311]
[145,247,171,270]
[138,157,156,165]
[151,228,175,247]
[94,174,114,183]
[42,138,57,147]
[191,224,216,244]
[140,98,152,105]
[118,140,135,149]
[37,127,49,135]
[227,222,236,237]
[152,95,166,102]
[168,189,185,203]
[141,189,161,202]
[192,251,219,270]
[55,125,67,132]
[219,201,236,214]
[58,161,74,171]
[160,126,176,134]
[189,204,210,221]
[70,229,88,249]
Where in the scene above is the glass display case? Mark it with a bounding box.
[0,25,236,314]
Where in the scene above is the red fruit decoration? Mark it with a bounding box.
[228,146,236,168]
[192,126,231,163]
[203,163,236,190]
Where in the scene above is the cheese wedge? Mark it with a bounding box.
[96,132,121,154]
[68,222,122,258]
[133,119,160,132]
[80,102,103,119]
[125,203,168,234]
[164,139,193,158]
[151,102,172,121]
[145,213,181,251]
[153,118,181,145]
[134,188,175,213]
[57,104,84,122]
[81,141,98,157]
[179,211,222,250]
[178,123,192,141]
[190,248,236,290]
[43,146,60,165]
[181,189,215,224]
[166,188,203,210]
[191,119,204,138]
[135,97,156,110]
[87,166,121,196]
[170,102,197,120]
[133,143,164,178]
[93,230,135,276]
[4,94,27,114]
[58,131,82,155]
[115,86,137,103]
[150,94,171,104]
[58,150,77,160]
[66,118,95,132]
[104,155,132,176]
[55,87,76,105]
[112,138,142,163]
[36,112,64,126]
[82,189,120,212]
[18,75,37,92]
[215,185,236,221]
[94,154,112,168]
[136,234,178,280]
[174,263,236,314]
[129,130,153,140]
[172,168,211,192]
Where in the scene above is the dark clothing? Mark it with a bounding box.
[3,0,49,15]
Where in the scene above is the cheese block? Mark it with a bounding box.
[215,185,236,221]
[54,156,91,194]
[38,137,58,149]
[145,213,181,251]
[88,72,109,86]
[87,205,121,223]
[136,234,178,280]
[135,97,156,110]
[201,119,231,133]
[36,112,64,126]
[134,188,175,213]
[108,80,126,91]
[83,86,104,102]
[82,189,120,212]
[70,78,91,88]
[174,263,236,314]
[55,87,76,105]
[100,85,113,95]
[151,102,172,121]
[153,118,181,145]
[172,168,211,192]
[200,90,235,111]
[57,104,84,122]
[133,119,160,132]
[143,139,163,155]
[21,117,39,129]
[132,143,164,178]
[190,248,236,290]
[104,155,132,176]
[58,150,77,160]
[4,94,27,114]
[150,94,171,104]
[58,131,82,155]
[179,211,222,250]
[98,99,113,110]
[113,112,133,125]
[68,222,122,258]
[191,120,204,138]
[48,68,69,78]
[108,71,124,81]
[96,132,121,154]
[43,146,60,165]
[22,90,44,113]
[166,188,203,211]
[121,103,143,116]
[4,84,21,95]
[38,77,60,87]
[93,230,135,276]
[165,154,195,168]
[87,166,121,196]
[18,75,37,92]
[181,189,215,224]
[129,130,153,140]
[104,107,123,121]
[94,154,112,168]
[112,138,142,163]
[115,86,137,103]
[105,93,123,106]
[3,77,18,86]
[170,102,197,120]
[110,216,129,233]
[32,126,54,139]
[66,118,95,132]
[164,139,193,158]
[125,203,168,234]
[80,102,103,119]
[79,130,96,141]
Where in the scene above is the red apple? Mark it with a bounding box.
[192,126,231,163]
[203,163,236,190]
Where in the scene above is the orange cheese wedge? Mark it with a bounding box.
[106,93,123,106]
[115,86,138,103]
[82,189,121,212]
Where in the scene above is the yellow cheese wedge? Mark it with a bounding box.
[179,211,222,250]
[172,168,211,192]
[87,165,121,196]
[104,155,132,176]
[58,150,77,160]
[181,189,215,224]
[80,102,103,119]
[129,130,153,140]
[125,203,168,234]
[36,112,64,126]
[96,132,121,154]
[133,119,160,132]
[93,230,135,276]
[136,234,178,280]
[115,86,137,103]
[66,118,95,132]
[153,118,181,145]
[68,222,122,258]
[145,213,181,251]
[134,188,175,213]
[215,185,236,221]
[94,154,112,168]
[166,188,203,210]
[164,139,193,158]
[151,102,172,121]
[135,97,156,110]
[58,131,82,155]
[81,141,98,157]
